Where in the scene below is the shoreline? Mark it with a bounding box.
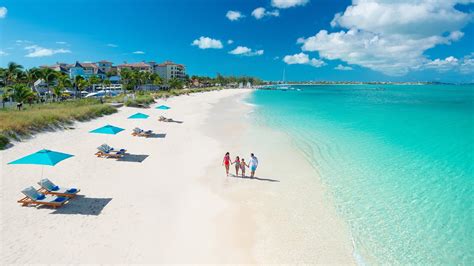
[1,89,354,264]
[201,90,355,263]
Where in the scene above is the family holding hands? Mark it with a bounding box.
[222,152,259,178]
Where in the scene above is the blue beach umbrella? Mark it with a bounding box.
[156,105,171,110]
[89,124,125,135]
[8,149,74,178]
[128,112,149,119]
[9,149,74,166]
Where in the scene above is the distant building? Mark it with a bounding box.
[40,62,72,75]
[96,60,113,74]
[117,62,152,73]
[69,62,106,80]
[154,61,186,81]
[32,79,49,95]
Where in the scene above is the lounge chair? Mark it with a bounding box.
[131,127,153,137]
[158,116,174,122]
[37,178,80,198]
[18,186,70,208]
[95,144,126,158]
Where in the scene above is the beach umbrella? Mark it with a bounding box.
[89,124,125,135]
[128,112,149,119]
[9,149,74,166]
[8,149,74,178]
[156,105,170,110]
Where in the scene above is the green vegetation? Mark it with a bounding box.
[124,94,155,107]
[0,99,116,149]
[0,134,9,149]
[0,60,252,149]
[190,73,264,86]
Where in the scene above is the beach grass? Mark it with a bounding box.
[124,94,156,107]
[0,87,225,149]
[0,99,116,149]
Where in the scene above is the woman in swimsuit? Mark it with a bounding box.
[222,152,231,176]
[232,156,240,176]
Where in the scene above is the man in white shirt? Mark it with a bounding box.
[249,153,258,178]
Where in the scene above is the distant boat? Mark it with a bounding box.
[277,68,290,91]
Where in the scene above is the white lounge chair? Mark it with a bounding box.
[18,186,70,208]
[37,178,80,198]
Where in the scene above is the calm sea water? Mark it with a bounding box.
[248,85,474,265]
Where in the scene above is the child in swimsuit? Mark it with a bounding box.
[240,158,249,177]
[232,156,240,176]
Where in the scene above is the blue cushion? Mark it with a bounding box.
[52,185,59,191]
[54,197,67,202]
[66,188,78,193]
[37,194,46,200]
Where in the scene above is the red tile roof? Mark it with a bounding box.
[117,62,151,68]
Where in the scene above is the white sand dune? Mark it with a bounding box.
[0,89,354,264]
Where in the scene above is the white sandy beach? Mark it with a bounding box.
[0,89,354,264]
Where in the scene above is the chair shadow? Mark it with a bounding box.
[50,195,112,216]
[231,174,280,182]
[160,120,183,124]
[148,133,166,138]
[116,154,149,163]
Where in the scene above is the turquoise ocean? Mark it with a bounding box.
[248,85,473,265]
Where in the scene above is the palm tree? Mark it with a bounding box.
[77,79,88,96]
[151,73,162,87]
[169,78,183,90]
[88,75,101,92]
[24,68,42,88]
[74,75,85,98]
[5,62,24,86]
[119,68,133,91]
[38,68,58,101]
[53,73,72,101]
[11,84,35,108]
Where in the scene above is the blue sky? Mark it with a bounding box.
[0,0,473,82]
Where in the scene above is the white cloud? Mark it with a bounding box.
[227,40,234,44]
[283,52,326,67]
[226,10,244,21]
[330,0,472,37]
[0,50,8,56]
[56,41,67,45]
[424,54,474,74]
[0,7,7,18]
[15,40,31,45]
[107,43,118,48]
[297,0,473,76]
[334,64,353,71]
[229,46,264,56]
[132,51,145,54]
[252,7,280,19]
[271,0,309,9]
[192,36,223,49]
[24,45,71,57]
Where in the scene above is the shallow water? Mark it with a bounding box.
[248,85,474,265]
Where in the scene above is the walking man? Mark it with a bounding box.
[249,153,259,178]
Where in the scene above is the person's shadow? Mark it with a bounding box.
[231,174,279,182]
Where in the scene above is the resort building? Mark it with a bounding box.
[40,62,72,75]
[40,60,186,83]
[69,62,106,80]
[96,60,113,74]
[117,62,152,73]
[154,61,186,81]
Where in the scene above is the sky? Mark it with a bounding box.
[0,0,473,82]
